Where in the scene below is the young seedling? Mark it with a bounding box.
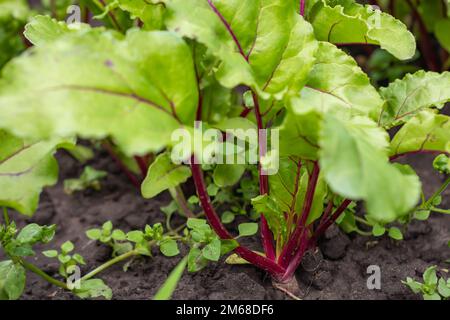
[86,221,131,257]
[403,266,450,300]
[64,166,108,195]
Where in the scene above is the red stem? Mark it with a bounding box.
[102,142,140,189]
[134,156,149,177]
[190,160,285,278]
[252,91,276,261]
[278,162,320,268]
[300,0,306,16]
[312,199,352,240]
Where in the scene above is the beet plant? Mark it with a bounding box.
[0,0,449,298]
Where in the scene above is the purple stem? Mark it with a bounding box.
[191,160,285,278]
[252,91,276,261]
[278,162,320,268]
[300,0,306,16]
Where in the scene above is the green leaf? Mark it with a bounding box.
[0,260,26,300]
[213,164,245,187]
[290,42,384,122]
[163,0,318,97]
[86,228,102,240]
[437,278,450,298]
[118,0,166,30]
[379,71,450,128]
[423,292,441,300]
[0,0,29,68]
[372,224,386,237]
[153,256,188,300]
[388,227,403,240]
[433,154,450,174]
[319,115,421,223]
[24,15,77,46]
[0,131,69,216]
[220,239,238,255]
[42,250,58,258]
[61,241,75,254]
[238,222,258,237]
[160,239,180,257]
[64,166,108,194]
[202,238,221,262]
[16,223,55,245]
[0,30,198,156]
[403,277,423,294]
[221,211,235,224]
[141,152,192,199]
[435,19,450,53]
[251,194,287,244]
[73,279,112,300]
[187,247,209,272]
[187,218,208,230]
[111,229,126,241]
[126,230,144,243]
[308,0,415,60]
[390,111,450,157]
[423,266,438,285]
[72,254,86,265]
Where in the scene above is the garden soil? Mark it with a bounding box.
[3,150,449,300]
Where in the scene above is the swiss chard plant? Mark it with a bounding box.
[0,0,449,296]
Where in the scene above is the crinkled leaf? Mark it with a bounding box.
[309,0,416,60]
[0,130,69,216]
[141,152,191,198]
[16,223,56,245]
[0,30,198,156]
[23,15,84,46]
[291,42,384,121]
[379,71,450,128]
[319,115,421,223]
[163,0,317,98]
[390,111,450,157]
[118,0,166,30]
[0,260,26,300]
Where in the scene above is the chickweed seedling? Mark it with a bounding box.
[403,266,450,300]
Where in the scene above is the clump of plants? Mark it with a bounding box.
[403,266,450,300]
[0,0,449,299]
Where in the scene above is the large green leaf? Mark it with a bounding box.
[213,164,245,187]
[0,260,26,300]
[163,0,317,98]
[0,131,69,216]
[390,111,450,157]
[141,152,191,199]
[379,71,450,128]
[290,42,384,121]
[320,115,421,223]
[279,107,321,160]
[0,30,198,156]
[308,0,416,60]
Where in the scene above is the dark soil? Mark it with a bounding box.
[2,150,449,300]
